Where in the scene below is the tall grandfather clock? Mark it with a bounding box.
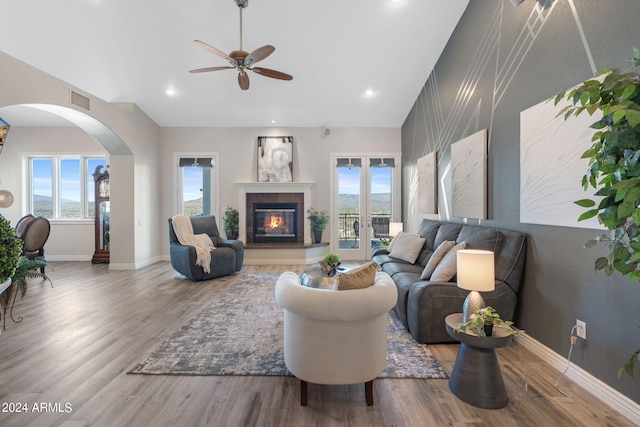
[91,165,110,264]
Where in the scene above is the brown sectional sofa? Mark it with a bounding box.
[372,219,527,343]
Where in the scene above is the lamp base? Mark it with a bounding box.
[462,291,486,322]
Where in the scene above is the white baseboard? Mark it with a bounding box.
[46,255,92,262]
[516,333,640,425]
[134,256,164,269]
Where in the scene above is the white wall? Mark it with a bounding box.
[0,51,163,268]
[158,127,401,256]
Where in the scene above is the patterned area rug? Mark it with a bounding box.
[129,274,448,379]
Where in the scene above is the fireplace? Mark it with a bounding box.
[253,203,298,243]
[246,192,305,246]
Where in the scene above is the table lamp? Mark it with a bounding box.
[457,249,495,322]
[389,222,403,237]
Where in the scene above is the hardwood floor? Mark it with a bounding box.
[0,261,634,427]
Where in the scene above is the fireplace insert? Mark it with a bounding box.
[253,202,298,243]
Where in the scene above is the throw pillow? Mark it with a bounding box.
[388,231,407,252]
[420,240,456,280]
[430,241,467,282]
[389,233,426,264]
[337,261,379,290]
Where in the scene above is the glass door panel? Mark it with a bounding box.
[333,155,400,261]
[336,158,364,258]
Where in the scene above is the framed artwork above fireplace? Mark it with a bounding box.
[257,136,293,182]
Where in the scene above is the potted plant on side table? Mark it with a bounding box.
[223,206,239,240]
[455,306,521,337]
[320,252,342,276]
[307,208,329,244]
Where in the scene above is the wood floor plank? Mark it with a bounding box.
[0,261,634,427]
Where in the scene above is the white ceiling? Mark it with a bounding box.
[0,0,468,128]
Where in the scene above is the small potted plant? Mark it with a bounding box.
[223,206,239,240]
[456,306,521,337]
[320,252,341,276]
[307,208,329,244]
[0,214,22,292]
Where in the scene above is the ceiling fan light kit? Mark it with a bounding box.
[190,0,293,90]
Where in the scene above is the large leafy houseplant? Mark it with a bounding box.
[555,48,640,377]
[0,214,22,284]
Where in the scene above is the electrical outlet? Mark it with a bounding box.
[576,319,587,340]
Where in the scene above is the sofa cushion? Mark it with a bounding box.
[430,241,467,282]
[380,260,425,277]
[457,225,501,251]
[420,240,455,280]
[433,223,464,249]
[337,261,379,290]
[389,233,426,264]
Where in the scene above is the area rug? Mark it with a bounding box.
[129,274,448,379]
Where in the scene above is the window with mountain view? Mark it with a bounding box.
[28,156,106,219]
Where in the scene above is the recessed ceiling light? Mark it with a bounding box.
[389,0,404,4]
[165,87,177,97]
[271,119,277,124]
[364,89,376,98]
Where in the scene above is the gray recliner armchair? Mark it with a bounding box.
[168,215,244,281]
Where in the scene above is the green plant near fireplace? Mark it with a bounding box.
[307,208,329,244]
[555,48,640,378]
[223,206,239,240]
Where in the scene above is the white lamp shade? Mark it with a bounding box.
[456,249,495,292]
[389,222,403,237]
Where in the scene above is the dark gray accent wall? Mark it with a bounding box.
[402,0,640,402]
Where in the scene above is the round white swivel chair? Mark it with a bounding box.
[275,271,398,406]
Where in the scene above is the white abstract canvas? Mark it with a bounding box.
[257,136,293,182]
[520,98,603,229]
[451,129,487,219]
[417,151,437,214]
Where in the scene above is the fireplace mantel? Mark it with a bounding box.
[236,182,315,245]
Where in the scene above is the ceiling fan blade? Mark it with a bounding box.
[194,39,231,61]
[245,45,275,65]
[238,72,250,90]
[252,67,293,81]
[189,66,234,73]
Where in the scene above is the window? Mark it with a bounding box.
[176,155,217,217]
[27,156,107,220]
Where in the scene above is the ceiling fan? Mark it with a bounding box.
[189,0,293,90]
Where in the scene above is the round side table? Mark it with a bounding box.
[444,313,513,409]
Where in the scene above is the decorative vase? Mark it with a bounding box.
[226,230,239,240]
[484,323,494,337]
[313,230,322,244]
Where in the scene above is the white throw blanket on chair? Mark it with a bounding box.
[172,215,215,273]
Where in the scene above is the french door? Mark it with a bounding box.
[331,153,401,261]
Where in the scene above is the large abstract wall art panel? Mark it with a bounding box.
[520,98,603,230]
[417,151,437,214]
[451,129,487,219]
